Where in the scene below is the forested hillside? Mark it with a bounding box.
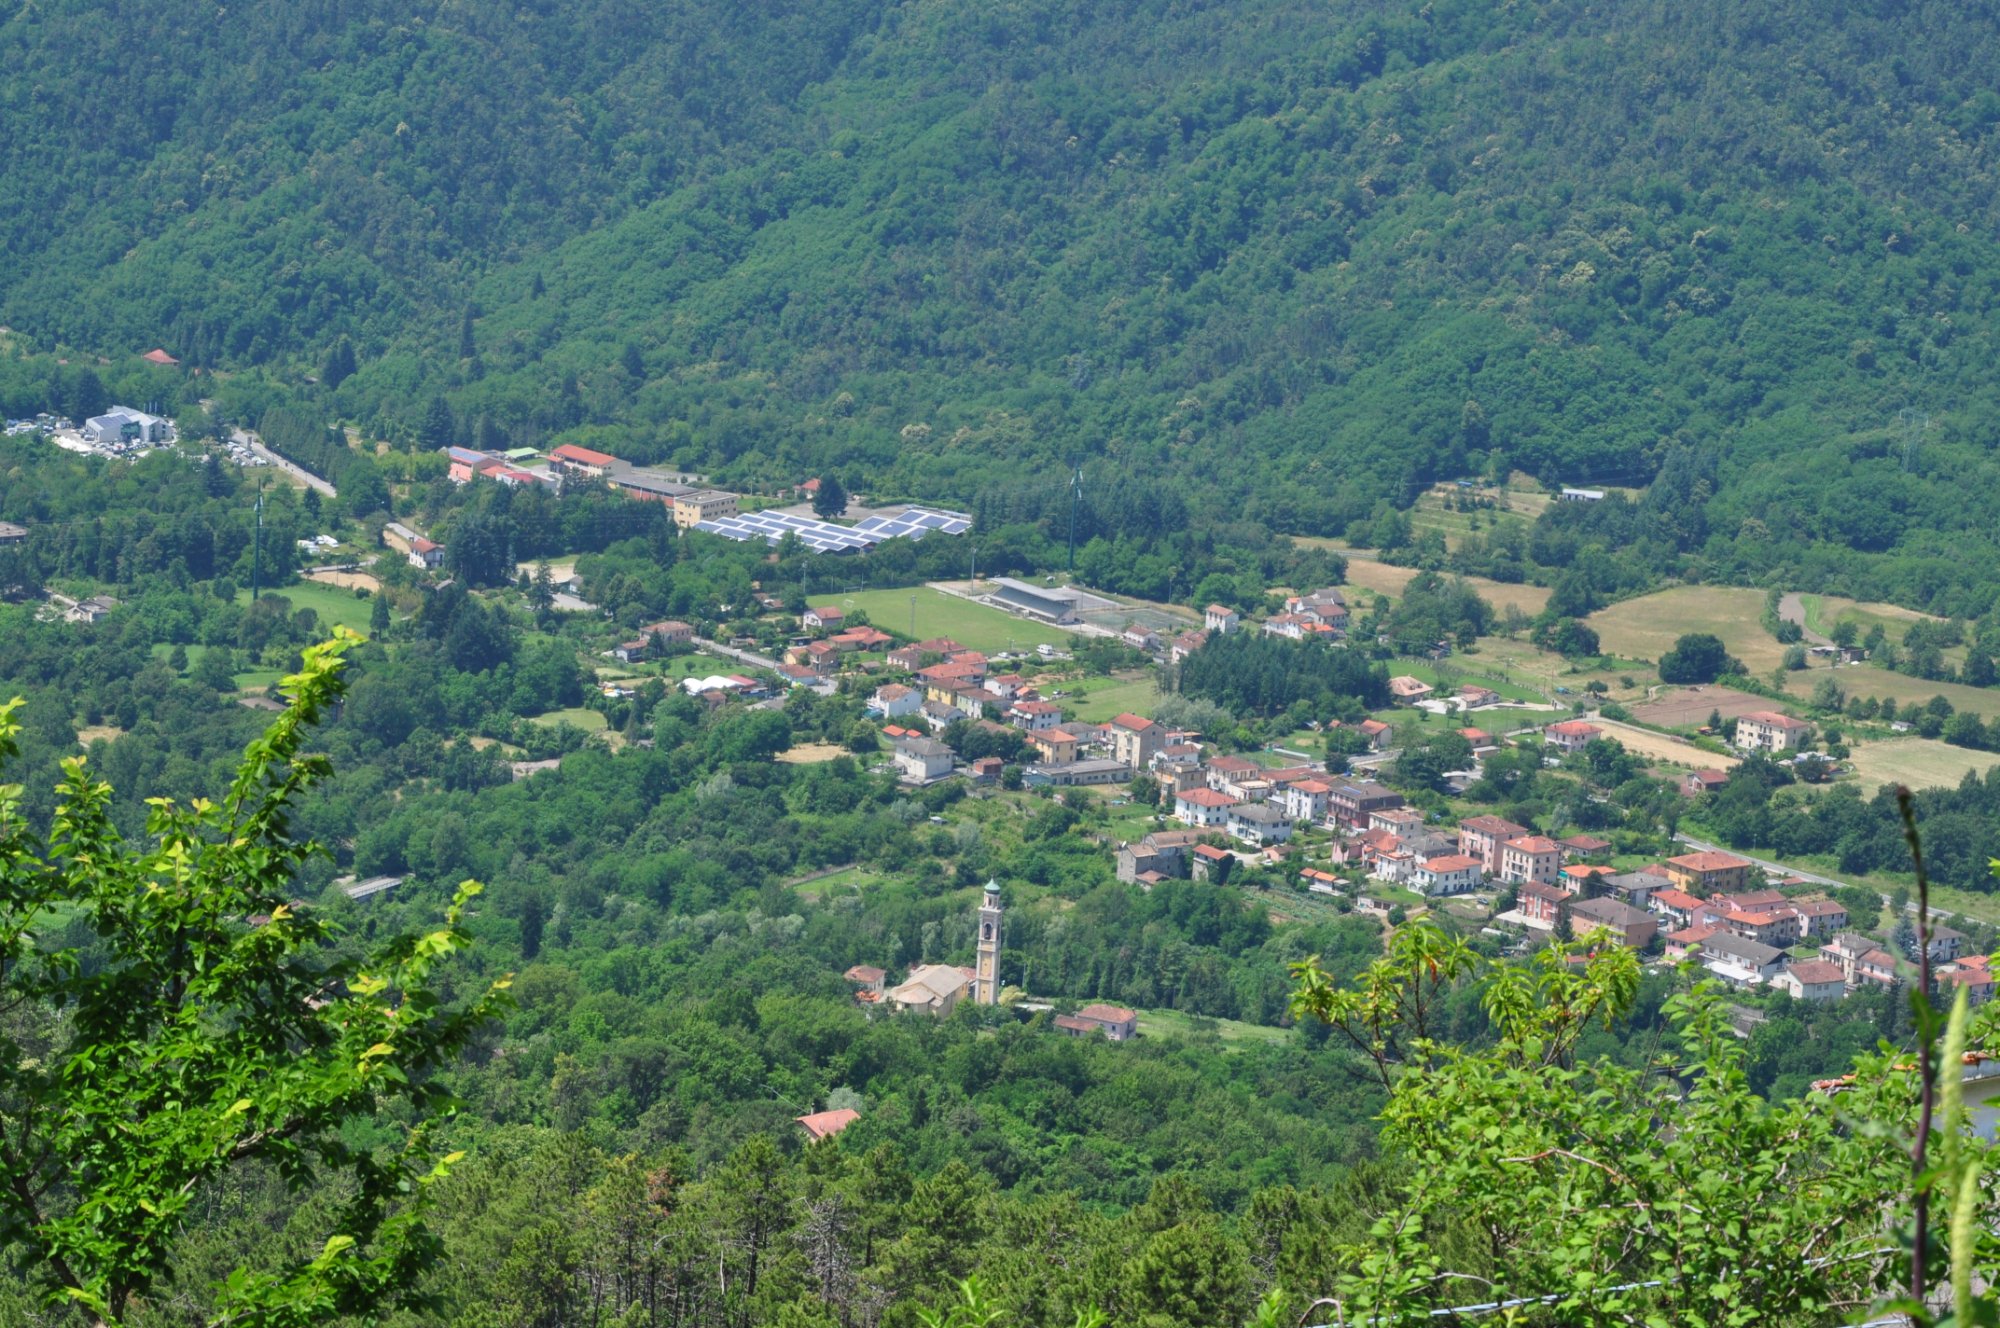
[9,0,2000,599]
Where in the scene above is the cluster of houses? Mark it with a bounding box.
[445,442,738,529]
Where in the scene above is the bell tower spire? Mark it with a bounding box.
[975,879,1003,1005]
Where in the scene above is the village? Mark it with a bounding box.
[15,414,1994,1044]
[694,579,1997,1047]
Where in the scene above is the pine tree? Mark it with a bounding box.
[321,336,357,389]
[812,474,848,520]
[458,306,477,360]
[420,395,455,450]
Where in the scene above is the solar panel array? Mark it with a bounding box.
[693,506,971,553]
[852,508,973,539]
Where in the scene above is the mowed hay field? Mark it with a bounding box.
[241,582,377,633]
[1627,686,1777,729]
[1586,588,1785,674]
[1331,555,1554,620]
[1845,738,2000,790]
[1800,593,1939,642]
[1589,718,1739,771]
[835,587,1073,653]
[1782,662,2000,721]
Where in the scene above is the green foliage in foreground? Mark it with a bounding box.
[0,634,508,1326]
[1288,923,2000,1327]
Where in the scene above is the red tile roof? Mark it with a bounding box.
[796,1108,860,1141]
[1668,850,1753,873]
[551,443,620,466]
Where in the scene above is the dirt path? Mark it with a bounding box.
[1778,593,1831,646]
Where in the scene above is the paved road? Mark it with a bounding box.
[1673,832,1954,921]
[233,429,336,497]
[694,639,784,671]
[1777,592,1831,646]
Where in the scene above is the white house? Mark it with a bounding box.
[1007,699,1063,731]
[1734,711,1811,754]
[803,605,845,631]
[1226,802,1294,846]
[1770,960,1849,1002]
[1413,854,1484,896]
[1175,787,1235,829]
[870,683,922,718]
[1699,933,1787,986]
[893,737,955,784]
[1281,779,1332,824]
[1203,604,1240,633]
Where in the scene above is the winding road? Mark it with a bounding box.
[1777,593,1831,646]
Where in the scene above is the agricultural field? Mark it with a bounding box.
[1627,686,1776,729]
[1797,593,1940,643]
[831,587,1073,653]
[1842,737,2000,791]
[785,865,888,902]
[529,707,607,732]
[241,581,377,633]
[1102,1005,1292,1049]
[301,569,382,593]
[1589,718,1740,771]
[1781,662,2000,721]
[1463,634,1656,707]
[775,742,850,764]
[1302,552,1555,621]
[1586,587,1785,675]
[1060,671,1166,724]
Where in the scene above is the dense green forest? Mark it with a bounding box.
[8,1,2000,611]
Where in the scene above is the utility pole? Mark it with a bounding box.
[1898,406,1928,473]
[909,595,917,640]
[1067,463,1083,573]
[251,476,265,601]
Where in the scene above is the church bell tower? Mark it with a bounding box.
[975,879,1003,1005]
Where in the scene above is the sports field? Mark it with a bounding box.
[830,587,1074,653]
